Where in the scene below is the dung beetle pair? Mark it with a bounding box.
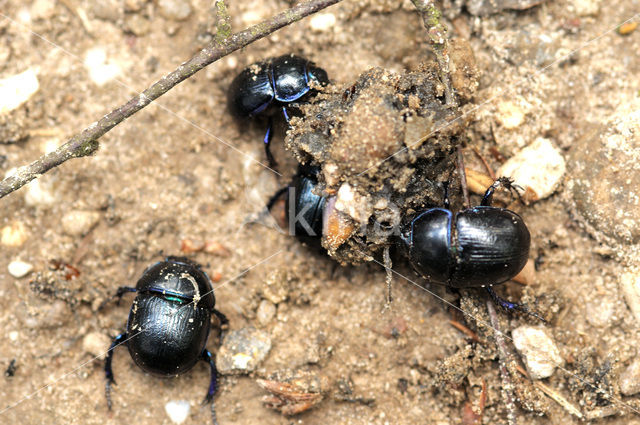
[271,170,532,311]
[104,256,228,424]
[228,54,329,166]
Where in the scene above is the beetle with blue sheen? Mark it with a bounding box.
[104,256,228,425]
[228,54,329,166]
[399,177,538,317]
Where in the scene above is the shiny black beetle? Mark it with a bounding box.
[400,177,532,311]
[228,54,329,165]
[105,256,228,424]
[285,165,326,242]
[267,164,326,243]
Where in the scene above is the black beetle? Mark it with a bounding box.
[267,164,326,244]
[399,177,533,313]
[228,54,329,166]
[104,256,228,424]
[285,164,326,242]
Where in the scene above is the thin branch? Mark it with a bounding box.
[0,0,342,199]
[410,0,455,107]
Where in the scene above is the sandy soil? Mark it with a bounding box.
[1,0,640,424]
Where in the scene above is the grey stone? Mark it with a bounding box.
[216,327,271,374]
[568,101,640,245]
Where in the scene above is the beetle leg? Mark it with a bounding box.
[104,332,127,410]
[481,177,520,206]
[485,286,545,322]
[213,309,230,343]
[480,181,498,206]
[114,286,136,305]
[263,117,277,168]
[282,106,290,122]
[201,349,220,425]
[266,186,289,213]
[213,309,229,327]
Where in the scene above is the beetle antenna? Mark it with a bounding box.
[509,182,527,206]
[481,177,515,206]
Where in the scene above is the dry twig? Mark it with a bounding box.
[410,0,455,107]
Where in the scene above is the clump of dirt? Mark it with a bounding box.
[286,63,475,264]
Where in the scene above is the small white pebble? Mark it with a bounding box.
[41,137,62,155]
[571,0,600,16]
[61,210,100,236]
[24,178,58,207]
[0,68,39,114]
[17,8,31,23]
[225,56,238,71]
[9,331,19,341]
[241,11,261,26]
[495,100,525,129]
[8,260,33,278]
[309,13,336,32]
[1,222,29,247]
[165,400,190,424]
[84,48,121,86]
[497,138,566,200]
[335,183,372,223]
[512,326,564,379]
[31,0,56,20]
